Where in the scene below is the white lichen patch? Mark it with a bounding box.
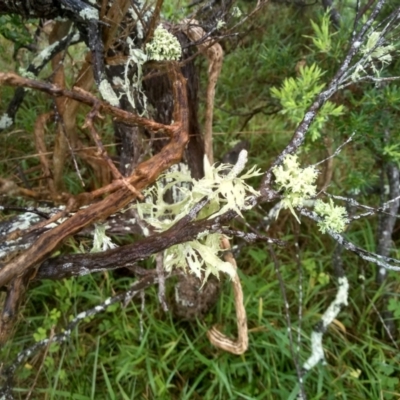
[352,31,395,80]
[32,41,60,68]
[303,331,324,370]
[146,25,181,61]
[62,263,73,270]
[79,7,99,20]
[127,2,153,39]
[112,76,124,86]
[0,241,29,259]
[5,213,41,233]
[121,40,148,113]
[0,113,13,129]
[227,149,248,178]
[216,20,226,29]
[99,79,120,106]
[303,276,349,370]
[71,32,80,42]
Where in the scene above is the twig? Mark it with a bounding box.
[25,326,56,400]
[182,19,223,163]
[156,252,168,312]
[0,64,189,289]
[314,133,354,167]
[299,208,400,272]
[207,237,248,355]
[268,243,306,399]
[83,105,143,199]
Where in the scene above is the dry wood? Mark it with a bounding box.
[207,237,248,355]
[0,65,189,290]
[182,19,223,164]
[33,112,55,197]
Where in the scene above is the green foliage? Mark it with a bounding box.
[304,12,334,53]
[371,356,400,400]
[33,308,61,342]
[0,15,33,49]
[303,258,330,287]
[4,244,400,399]
[270,63,344,141]
[161,0,190,22]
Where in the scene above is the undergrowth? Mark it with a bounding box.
[1,1,400,399]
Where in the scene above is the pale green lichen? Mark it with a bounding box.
[164,234,235,281]
[231,7,242,18]
[98,79,120,107]
[135,150,261,280]
[352,31,395,80]
[146,25,181,61]
[216,20,226,29]
[314,199,349,234]
[122,38,148,113]
[272,154,318,222]
[18,68,36,80]
[91,224,118,252]
[0,113,13,129]
[31,41,60,68]
[362,31,395,65]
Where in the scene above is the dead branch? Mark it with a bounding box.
[182,19,223,164]
[0,64,189,289]
[33,112,56,197]
[207,237,248,355]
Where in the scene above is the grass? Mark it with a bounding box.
[2,235,400,399]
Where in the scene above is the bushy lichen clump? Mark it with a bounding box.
[272,154,318,222]
[314,199,349,234]
[352,30,396,80]
[135,151,261,280]
[273,154,348,232]
[146,25,181,61]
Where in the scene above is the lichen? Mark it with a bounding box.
[0,113,13,129]
[79,7,99,20]
[91,224,118,252]
[231,7,242,18]
[134,150,261,280]
[146,25,181,61]
[314,198,349,233]
[272,154,318,222]
[98,79,120,106]
[216,20,226,29]
[31,41,60,68]
[121,39,148,113]
[18,68,36,80]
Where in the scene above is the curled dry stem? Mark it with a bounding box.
[181,19,223,164]
[207,237,248,355]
